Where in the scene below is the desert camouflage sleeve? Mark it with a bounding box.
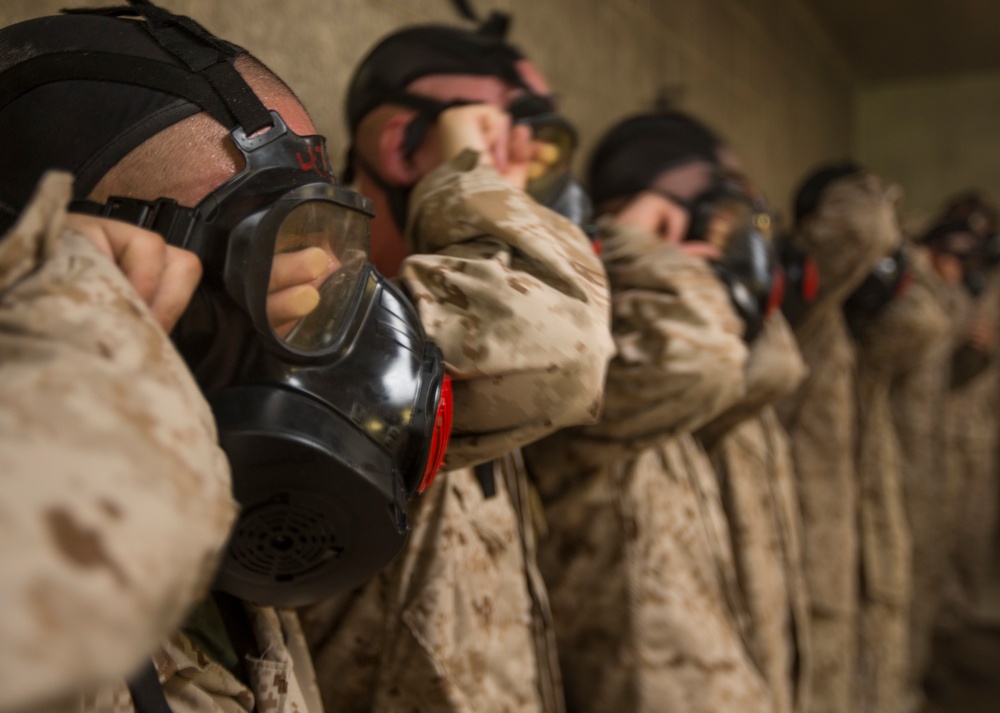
[794,173,902,313]
[398,150,614,469]
[698,312,808,447]
[0,173,236,712]
[526,220,748,480]
[580,219,747,443]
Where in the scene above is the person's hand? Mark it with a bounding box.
[65,213,201,333]
[267,246,339,337]
[437,104,533,190]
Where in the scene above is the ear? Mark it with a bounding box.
[376,112,423,185]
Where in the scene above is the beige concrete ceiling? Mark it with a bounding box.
[801,0,1000,82]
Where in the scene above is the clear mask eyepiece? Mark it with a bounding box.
[269,200,371,351]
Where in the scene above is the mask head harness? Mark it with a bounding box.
[0,1,452,608]
[344,12,586,229]
[588,111,784,341]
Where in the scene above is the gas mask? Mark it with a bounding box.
[679,177,785,341]
[77,111,453,608]
[775,236,821,328]
[843,245,911,338]
[924,223,991,298]
[24,0,457,608]
[358,90,592,232]
[958,246,990,297]
[508,93,593,231]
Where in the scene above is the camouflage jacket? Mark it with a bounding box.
[938,269,1000,631]
[888,253,953,687]
[523,221,775,713]
[301,153,613,713]
[83,606,323,713]
[399,150,613,469]
[777,173,899,713]
[698,314,812,713]
[852,248,949,713]
[0,173,236,713]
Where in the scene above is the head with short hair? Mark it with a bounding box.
[344,14,554,275]
[792,162,865,228]
[587,111,727,216]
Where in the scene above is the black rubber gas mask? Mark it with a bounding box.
[678,177,784,341]
[362,90,592,231]
[843,244,912,338]
[78,111,453,608]
[19,0,458,607]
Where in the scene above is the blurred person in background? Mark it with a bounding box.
[299,10,613,713]
[777,163,898,713]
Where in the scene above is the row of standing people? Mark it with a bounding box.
[0,4,996,713]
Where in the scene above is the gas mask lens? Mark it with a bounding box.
[270,201,370,351]
[508,94,578,205]
[524,119,577,203]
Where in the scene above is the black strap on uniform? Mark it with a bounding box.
[474,461,497,499]
[126,659,174,713]
[59,0,272,135]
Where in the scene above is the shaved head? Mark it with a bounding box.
[91,55,316,207]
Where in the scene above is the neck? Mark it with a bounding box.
[361,173,409,278]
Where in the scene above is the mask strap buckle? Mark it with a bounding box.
[70,196,197,249]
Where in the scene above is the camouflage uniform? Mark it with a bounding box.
[522,220,776,713]
[300,151,613,713]
[852,248,948,713]
[885,252,952,703]
[777,174,899,713]
[0,173,236,712]
[83,606,324,713]
[697,314,812,713]
[937,271,1000,632]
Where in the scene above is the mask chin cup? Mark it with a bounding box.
[211,385,408,609]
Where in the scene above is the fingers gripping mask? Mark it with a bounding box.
[363,90,591,232]
[344,14,593,231]
[683,178,784,341]
[51,6,452,608]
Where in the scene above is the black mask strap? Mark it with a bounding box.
[386,94,478,159]
[351,153,413,236]
[61,0,272,135]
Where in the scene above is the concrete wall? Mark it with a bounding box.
[1,0,853,220]
[856,70,1000,231]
